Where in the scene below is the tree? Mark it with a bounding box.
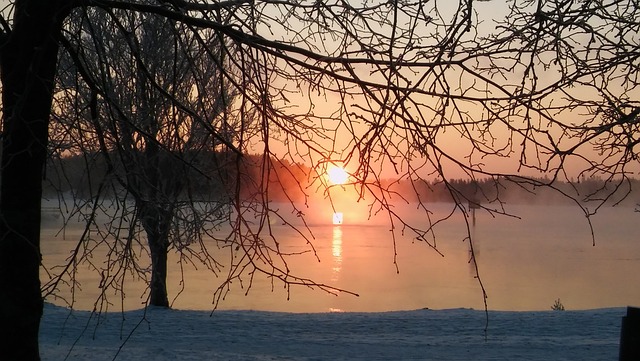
[0,1,72,358]
[1,0,638,359]
[51,7,241,308]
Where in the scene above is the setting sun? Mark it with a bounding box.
[327,166,348,185]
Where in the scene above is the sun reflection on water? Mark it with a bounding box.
[332,212,343,225]
[331,226,343,281]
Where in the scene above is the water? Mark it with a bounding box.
[40,201,640,312]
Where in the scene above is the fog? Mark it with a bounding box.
[40,194,640,313]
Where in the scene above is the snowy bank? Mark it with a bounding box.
[40,303,624,360]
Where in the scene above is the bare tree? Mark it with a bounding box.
[1,0,638,359]
[0,1,73,358]
[486,0,640,201]
[49,7,242,308]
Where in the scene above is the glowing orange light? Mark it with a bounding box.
[327,166,348,185]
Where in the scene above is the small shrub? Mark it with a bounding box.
[551,298,565,311]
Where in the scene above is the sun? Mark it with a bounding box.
[327,166,348,185]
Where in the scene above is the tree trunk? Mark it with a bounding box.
[140,204,172,308]
[0,1,71,359]
[122,144,174,308]
[149,231,170,307]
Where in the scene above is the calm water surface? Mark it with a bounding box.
[40,202,640,312]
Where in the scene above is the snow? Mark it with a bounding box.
[40,303,624,360]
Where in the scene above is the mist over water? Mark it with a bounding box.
[40,200,640,312]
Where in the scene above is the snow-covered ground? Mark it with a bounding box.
[40,303,624,360]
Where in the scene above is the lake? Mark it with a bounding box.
[40,201,640,313]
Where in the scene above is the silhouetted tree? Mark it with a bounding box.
[0,1,72,358]
[1,1,638,359]
[51,8,241,308]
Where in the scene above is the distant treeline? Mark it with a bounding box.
[42,151,311,203]
[42,151,639,206]
[386,176,640,206]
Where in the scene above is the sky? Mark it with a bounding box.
[3,1,637,183]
